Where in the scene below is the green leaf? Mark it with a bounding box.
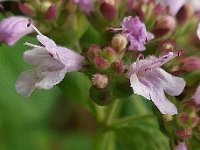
[60,72,93,112]
[115,123,170,150]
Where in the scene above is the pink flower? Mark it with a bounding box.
[126,52,186,115]
[121,16,154,51]
[192,85,200,105]
[0,16,34,45]
[15,24,85,97]
[72,0,93,14]
[175,142,187,150]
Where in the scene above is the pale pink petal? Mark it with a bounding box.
[57,46,85,71]
[15,69,37,97]
[156,68,186,96]
[197,23,200,40]
[23,48,50,65]
[0,16,34,45]
[127,52,174,76]
[130,72,178,114]
[130,74,152,100]
[150,87,178,114]
[192,85,200,105]
[175,142,187,150]
[35,70,66,90]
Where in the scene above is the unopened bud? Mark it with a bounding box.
[94,55,110,70]
[41,2,52,13]
[102,46,117,63]
[154,16,176,37]
[18,2,34,16]
[177,111,199,128]
[100,2,117,21]
[112,34,127,53]
[112,59,123,74]
[113,76,132,98]
[176,128,192,139]
[91,74,109,89]
[87,44,101,62]
[180,56,200,72]
[44,5,57,20]
[90,86,113,106]
[176,4,194,24]
[159,39,175,52]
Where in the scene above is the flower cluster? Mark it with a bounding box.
[1,0,200,149]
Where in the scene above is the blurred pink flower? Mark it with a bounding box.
[156,0,186,16]
[72,0,93,14]
[126,52,186,114]
[0,16,34,45]
[16,24,85,97]
[197,23,200,40]
[175,142,187,150]
[192,85,200,105]
[121,16,154,51]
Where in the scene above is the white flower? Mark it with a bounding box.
[126,52,186,114]
[16,24,85,96]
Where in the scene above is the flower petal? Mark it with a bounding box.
[156,68,186,96]
[150,86,178,114]
[197,23,200,40]
[130,71,178,114]
[193,85,200,105]
[24,48,50,65]
[15,69,37,97]
[0,16,33,45]
[34,59,66,89]
[175,142,187,150]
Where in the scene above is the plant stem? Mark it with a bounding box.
[106,99,121,125]
[108,114,155,129]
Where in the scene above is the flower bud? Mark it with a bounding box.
[44,4,57,21]
[90,86,113,106]
[100,2,117,21]
[180,56,200,72]
[91,74,109,89]
[102,46,117,63]
[177,111,199,128]
[18,2,34,16]
[87,44,101,62]
[176,128,192,139]
[94,55,110,70]
[176,4,194,24]
[154,16,176,37]
[113,76,132,98]
[41,1,52,13]
[112,34,127,53]
[112,59,123,74]
[158,39,175,52]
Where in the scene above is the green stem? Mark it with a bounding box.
[109,114,155,129]
[94,104,106,123]
[106,99,121,125]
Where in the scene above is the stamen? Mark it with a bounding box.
[107,27,126,32]
[24,42,43,49]
[136,53,144,60]
[26,19,42,35]
[177,50,184,57]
